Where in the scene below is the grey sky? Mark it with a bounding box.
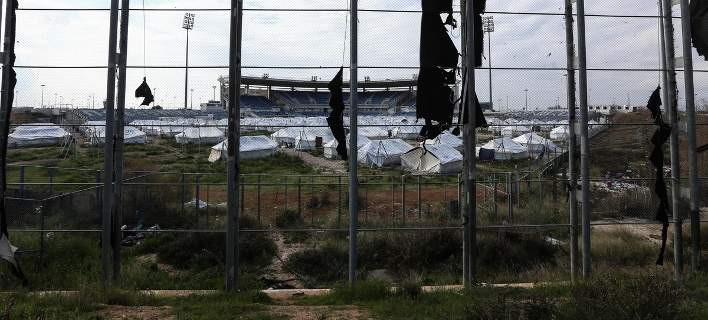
[10,0,708,110]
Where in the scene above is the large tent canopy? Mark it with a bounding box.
[81,121,147,145]
[175,127,225,145]
[422,131,463,151]
[209,135,279,162]
[8,123,70,148]
[512,132,561,154]
[357,139,413,167]
[481,137,529,160]
[323,133,371,159]
[401,144,463,174]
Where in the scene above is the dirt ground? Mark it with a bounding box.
[267,305,373,320]
[97,306,174,320]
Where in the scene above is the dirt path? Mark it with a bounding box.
[267,305,373,320]
[280,149,347,173]
[97,306,173,320]
[267,231,307,289]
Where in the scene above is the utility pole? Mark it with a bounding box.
[524,89,529,111]
[483,16,494,109]
[213,85,217,101]
[182,13,195,110]
[40,85,45,108]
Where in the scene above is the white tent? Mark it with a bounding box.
[549,126,569,140]
[294,127,335,151]
[481,137,529,160]
[271,127,302,146]
[422,132,464,151]
[84,125,147,145]
[391,125,421,139]
[501,126,531,137]
[401,144,463,174]
[209,135,278,162]
[175,127,225,145]
[512,132,561,154]
[358,139,413,167]
[8,123,70,147]
[358,126,390,139]
[323,134,371,159]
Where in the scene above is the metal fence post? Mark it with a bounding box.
[401,175,406,225]
[661,0,683,279]
[195,175,201,226]
[311,176,315,224]
[181,173,185,213]
[257,174,262,224]
[284,176,288,211]
[112,0,130,281]
[101,0,120,285]
[508,172,513,223]
[338,176,342,227]
[493,175,498,221]
[48,169,53,195]
[240,176,245,214]
[348,0,359,285]
[19,165,24,197]
[576,0,592,278]
[417,175,422,220]
[297,176,302,217]
[679,0,701,273]
[225,0,244,291]
[462,0,479,287]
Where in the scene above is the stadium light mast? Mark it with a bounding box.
[482,16,494,110]
[182,12,195,109]
[40,84,45,108]
[213,85,217,101]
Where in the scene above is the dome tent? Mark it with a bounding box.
[271,127,302,146]
[512,132,561,155]
[481,137,529,160]
[294,127,335,151]
[175,127,225,145]
[401,144,463,174]
[501,125,531,137]
[83,124,147,145]
[549,125,569,140]
[422,131,463,151]
[209,135,278,162]
[357,139,413,167]
[8,123,70,148]
[323,134,371,159]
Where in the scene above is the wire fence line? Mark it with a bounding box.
[1,0,706,290]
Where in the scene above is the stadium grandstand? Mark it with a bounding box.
[218,75,418,116]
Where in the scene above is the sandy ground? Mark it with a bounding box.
[280,149,347,173]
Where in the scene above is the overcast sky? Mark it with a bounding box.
[9,0,708,111]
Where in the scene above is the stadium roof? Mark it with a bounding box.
[226,76,418,90]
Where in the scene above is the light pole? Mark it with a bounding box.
[523,89,529,111]
[212,85,217,101]
[190,88,194,109]
[482,16,495,110]
[41,85,45,108]
[182,13,195,110]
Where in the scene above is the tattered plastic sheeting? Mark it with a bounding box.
[401,144,462,174]
[480,137,529,160]
[175,127,225,145]
[500,125,531,138]
[294,127,335,151]
[82,123,148,145]
[549,125,569,140]
[357,139,413,167]
[391,125,423,139]
[422,131,463,151]
[209,135,278,162]
[512,132,561,154]
[323,134,371,159]
[8,123,70,148]
[358,126,390,140]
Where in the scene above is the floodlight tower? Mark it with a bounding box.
[482,16,495,110]
[182,12,195,109]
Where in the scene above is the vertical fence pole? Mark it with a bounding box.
[507,172,513,222]
[39,203,45,270]
[225,0,243,291]
[391,175,395,223]
[417,175,422,220]
[297,176,302,217]
[195,176,201,226]
[101,0,120,285]
[257,174,261,224]
[111,0,130,281]
[181,173,185,213]
[401,175,406,225]
[48,169,53,195]
[206,183,210,227]
[311,176,315,224]
[338,176,342,227]
[661,0,684,279]
[462,0,479,287]
[679,0,701,273]
[348,0,359,285]
[96,170,102,221]
[493,175,498,221]
[284,176,288,211]
[19,166,24,197]
[240,176,245,214]
[576,0,592,278]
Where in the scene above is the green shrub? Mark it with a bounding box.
[284,244,348,285]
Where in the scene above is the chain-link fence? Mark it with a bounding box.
[1,0,707,290]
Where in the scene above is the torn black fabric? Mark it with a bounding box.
[691,0,708,60]
[646,86,663,123]
[135,77,155,106]
[0,0,28,286]
[327,68,347,160]
[416,67,456,139]
[644,87,673,266]
[420,12,459,68]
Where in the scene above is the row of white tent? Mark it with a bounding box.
[8,123,70,148]
[548,121,607,141]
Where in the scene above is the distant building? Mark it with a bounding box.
[588,104,638,115]
[200,100,223,112]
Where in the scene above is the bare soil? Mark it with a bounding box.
[267,305,373,320]
[97,305,173,320]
